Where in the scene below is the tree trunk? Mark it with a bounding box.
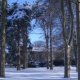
[45,32,49,69]
[0,0,7,77]
[61,0,69,78]
[16,26,21,70]
[76,1,80,80]
[66,0,74,76]
[49,0,53,70]
[67,0,74,45]
[49,19,53,70]
[73,37,77,71]
[22,27,28,69]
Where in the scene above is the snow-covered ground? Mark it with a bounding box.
[0,67,77,80]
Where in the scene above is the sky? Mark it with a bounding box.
[8,0,44,43]
[8,0,36,5]
[29,27,44,43]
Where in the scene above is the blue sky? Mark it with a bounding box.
[8,0,44,43]
[8,0,36,5]
[29,27,44,43]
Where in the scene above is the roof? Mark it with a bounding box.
[32,47,46,52]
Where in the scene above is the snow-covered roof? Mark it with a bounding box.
[32,47,46,52]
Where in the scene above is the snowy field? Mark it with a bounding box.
[0,67,77,80]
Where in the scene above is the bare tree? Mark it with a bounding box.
[61,0,69,78]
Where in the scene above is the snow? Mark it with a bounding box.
[12,10,26,20]
[7,11,26,20]
[0,67,77,80]
[7,3,32,21]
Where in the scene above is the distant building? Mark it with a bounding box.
[32,46,46,52]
